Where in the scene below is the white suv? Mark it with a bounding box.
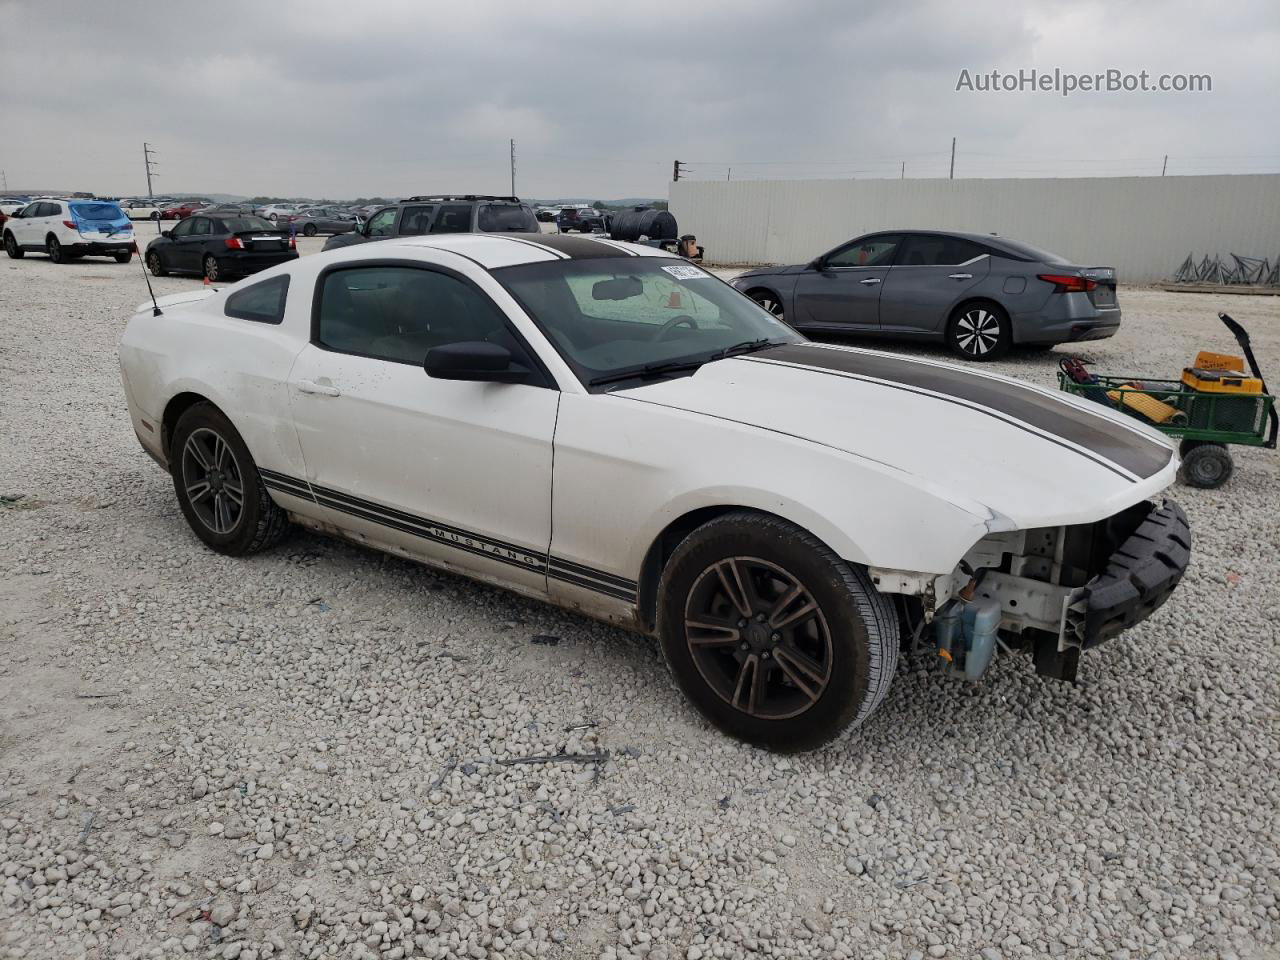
[3,198,135,264]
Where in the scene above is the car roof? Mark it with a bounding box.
[373,232,677,269]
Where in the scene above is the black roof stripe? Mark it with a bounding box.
[507,233,637,259]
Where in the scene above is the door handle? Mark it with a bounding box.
[948,273,973,280]
[859,277,882,285]
[293,379,342,397]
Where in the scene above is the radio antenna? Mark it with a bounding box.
[135,242,163,316]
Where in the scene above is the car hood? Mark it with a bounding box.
[734,264,808,279]
[613,342,1177,529]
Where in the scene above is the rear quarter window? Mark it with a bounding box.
[224,275,290,325]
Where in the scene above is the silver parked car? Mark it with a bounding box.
[286,206,359,237]
[729,231,1120,360]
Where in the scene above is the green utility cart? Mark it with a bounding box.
[1058,313,1277,489]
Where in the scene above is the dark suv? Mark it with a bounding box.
[323,195,540,251]
[557,207,604,233]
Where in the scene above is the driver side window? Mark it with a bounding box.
[365,209,398,237]
[827,236,901,268]
[316,266,530,368]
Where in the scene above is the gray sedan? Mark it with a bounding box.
[729,231,1119,360]
[285,206,359,237]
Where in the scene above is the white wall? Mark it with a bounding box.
[669,174,1280,283]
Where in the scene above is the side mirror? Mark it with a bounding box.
[161,229,172,238]
[425,341,529,383]
[806,256,826,271]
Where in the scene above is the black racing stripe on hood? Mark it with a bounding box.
[752,344,1173,481]
[509,234,634,259]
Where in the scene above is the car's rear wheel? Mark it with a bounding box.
[947,302,1011,361]
[3,233,21,259]
[46,236,65,264]
[171,403,289,555]
[113,249,132,264]
[303,223,317,237]
[147,251,167,276]
[203,255,220,282]
[1179,441,1233,488]
[150,211,160,221]
[657,511,898,752]
[747,289,785,323]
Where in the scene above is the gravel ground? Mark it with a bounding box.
[1,227,1278,960]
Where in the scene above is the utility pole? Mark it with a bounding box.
[727,167,731,182]
[143,142,159,199]
[1162,154,1168,176]
[900,161,905,180]
[672,160,682,182]
[509,139,516,195]
[949,138,956,180]
[1,169,7,193]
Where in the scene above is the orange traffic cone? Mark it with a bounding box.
[203,275,211,286]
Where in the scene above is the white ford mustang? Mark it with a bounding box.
[119,233,1191,750]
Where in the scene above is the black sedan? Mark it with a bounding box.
[145,214,298,282]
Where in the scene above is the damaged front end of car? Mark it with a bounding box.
[871,499,1192,682]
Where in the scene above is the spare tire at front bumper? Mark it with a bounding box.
[1063,499,1192,650]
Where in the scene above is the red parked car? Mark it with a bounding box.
[159,200,210,221]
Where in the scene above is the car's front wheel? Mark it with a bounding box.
[147,251,167,276]
[747,289,785,323]
[657,512,899,751]
[171,403,289,555]
[4,232,23,259]
[947,302,1011,361]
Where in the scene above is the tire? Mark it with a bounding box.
[3,232,21,259]
[656,511,899,752]
[268,213,278,223]
[747,289,785,323]
[1179,442,1233,489]
[113,249,132,264]
[151,211,160,221]
[170,403,289,556]
[46,235,65,264]
[203,255,220,282]
[947,302,1011,361]
[147,251,167,277]
[303,223,317,237]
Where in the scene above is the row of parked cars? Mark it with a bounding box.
[2,191,1121,361]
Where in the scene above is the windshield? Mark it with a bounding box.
[70,202,126,221]
[477,204,537,232]
[495,258,802,388]
[221,217,277,232]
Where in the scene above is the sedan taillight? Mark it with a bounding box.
[225,237,244,250]
[1038,273,1097,293]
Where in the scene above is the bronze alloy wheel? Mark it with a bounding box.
[683,556,833,720]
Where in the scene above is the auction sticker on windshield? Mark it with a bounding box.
[661,264,710,280]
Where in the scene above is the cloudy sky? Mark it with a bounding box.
[2,0,1277,200]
